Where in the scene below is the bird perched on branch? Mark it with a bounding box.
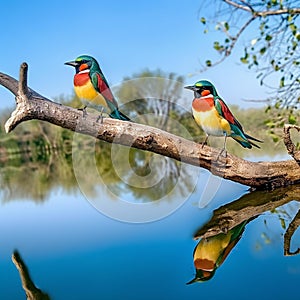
[65,55,130,121]
[185,80,261,153]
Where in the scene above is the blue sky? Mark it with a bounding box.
[0,0,267,110]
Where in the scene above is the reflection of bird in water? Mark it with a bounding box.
[185,80,262,155]
[12,250,50,300]
[187,221,247,283]
[65,55,130,121]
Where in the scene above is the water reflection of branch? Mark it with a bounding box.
[189,185,300,283]
[284,210,300,256]
[194,185,300,256]
[12,250,50,300]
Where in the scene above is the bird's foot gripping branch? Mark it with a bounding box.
[1,63,300,189]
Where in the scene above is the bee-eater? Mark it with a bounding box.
[65,55,130,121]
[185,80,261,151]
[187,221,247,283]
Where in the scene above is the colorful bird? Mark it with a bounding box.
[187,221,247,283]
[185,80,261,152]
[65,55,130,121]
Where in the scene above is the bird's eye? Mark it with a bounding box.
[200,86,212,94]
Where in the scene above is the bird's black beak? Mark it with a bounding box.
[184,85,197,91]
[64,60,78,67]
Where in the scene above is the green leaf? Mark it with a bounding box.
[280,76,285,88]
[260,47,267,55]
[224,22,230,31]
[265,34,272,41]
[274,64,280,71]
[270,134,279,143]
[200,17,206,25]
[252,55,258,65]
[288,114,297,124]
[265,121,276,128]
[292,41,298,50]
[265,106,271,113]
[213,41,220,50]
[259,21,265,31]
[240,57,248,64]
[213,41,224,52]
[240,48,249,63]
[289,23,297,34]
[206,60,212,67]
[275,101,281,109]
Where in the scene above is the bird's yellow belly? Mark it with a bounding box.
[74,81,108,108]
[193,109,231,136]
[194,234,231,267]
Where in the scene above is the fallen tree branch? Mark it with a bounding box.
[1,63,300,189]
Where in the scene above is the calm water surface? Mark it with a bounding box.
[0,146,299,299]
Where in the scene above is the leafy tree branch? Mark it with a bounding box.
[199,0,300,112]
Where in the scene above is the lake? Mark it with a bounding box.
[0,132,299,300]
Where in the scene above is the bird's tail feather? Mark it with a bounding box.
[245,133,262,148]
[232,134,261,149]
[248,140,261,149]
[109,109,131,121]
[231,124,262,148]
[245,133,263,143]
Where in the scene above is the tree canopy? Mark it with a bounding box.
[200,0,300,111]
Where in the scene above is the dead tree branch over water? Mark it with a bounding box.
[1,63,300,190]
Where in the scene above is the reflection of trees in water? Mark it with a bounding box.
[73,134,198,202]
[0,121,77,202]
[113,152,196,202]
[114,71,201,201]
[0,124,197,203]
[190,185,300,283]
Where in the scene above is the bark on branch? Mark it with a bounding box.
[1,63,300,189]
